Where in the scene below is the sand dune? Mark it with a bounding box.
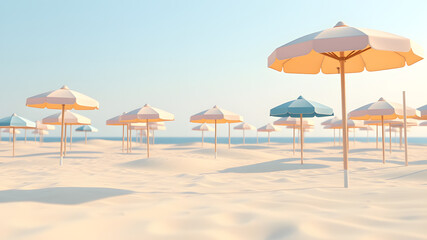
[0,140,426,239]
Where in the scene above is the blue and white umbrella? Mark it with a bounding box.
[270,96,333,164]
[75,125,98,144]
[0,113,36,157]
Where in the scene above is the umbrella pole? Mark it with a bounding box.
[389,123,392,154]
[13,128,15,157]
[122,125,125,152]
[130,127,132,152]
[64,124,67,156]
[399,127,402,150]
[153,130,155,145]
[25,129,27,143]
[243,129,245,145]
[333,129,335,146]
[140,129,143,145]
[60,104,65,165]
[202,130,204,147]
[339,56,349,188]
[256,131,258,144]
[228,122,231,149]
[268,132,270,144]
[126,124,129,153]
[215,120,217,158]
[85,132,87,144]
[70,125,72,150]
[381,115,385,164]
[293,126,295,155]
[403,91,408,166]
[300,114,303,164]
[376,125,379,149]
[146,119,150,158]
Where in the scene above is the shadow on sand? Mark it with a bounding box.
[0,187,133,205]
[219,158,328,173]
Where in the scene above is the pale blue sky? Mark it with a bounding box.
[1,0,426,138]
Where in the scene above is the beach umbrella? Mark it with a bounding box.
[36,121,55,143]
[131,122,166,145]
[365,119,418,150]
[43,110,91,154]
[257,123,281,144]
[26,85,99,165]
[32,129,49,143]
[75,125,98,144]
[120,104,174,158]
[234,122,256,144]
[329,119,365,145]
[359,126,374,143]
[192,123,214,147]
[2,128,22,142]
[270,96,333,164]
[274,117,314,154]
[349,97,419,164]
[106,112,128,153]
[416,105,427,120]
[321,117,340,146]
[0,114,36,156]
[190,105,242,158]
[268,21,423,188]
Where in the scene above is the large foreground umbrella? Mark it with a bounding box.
[192,123,214,147]
[75,125,98,144]
[234,122,255,144]
[271,96,333,164]
[120,104,174,158]
[349,98,419,164]
[0,114,36,156]
[257,123,281,144]
[274,116,314,154]
[106,112,128,152]
[43,110,91,154]
[26,85,99,165]
[190,105,242,158]
[268,21,423,187]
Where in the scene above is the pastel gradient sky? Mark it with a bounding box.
[1,0,426,138]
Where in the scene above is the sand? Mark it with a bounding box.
[0,139,426,240]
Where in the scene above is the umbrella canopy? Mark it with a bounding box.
[329,119,365,129]
[192,123,214,131]
[32,129,49,135]
[42,110,91,125]
[2,129,22,134]
[349,98,419,120]
[420,121,427,126]
[268,21,423,188]
[36,121,55,130]
[26,85,99,165]
[416,105,427,120]
[106,112,128,153]
[273,117,314,126]
[75,125,98,132]
[359,126,374,131]
[0,113,36,156]
[257,123,280,144]
[321,117,339,126]
[364,119,418,127]
[234,122,256,145]
[26,85,99,110]
[270,96,333,164]
[120,104,174,158]
[190,105,243,157]
[349,98,420,164]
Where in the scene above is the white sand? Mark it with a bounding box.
[0,139,426,240]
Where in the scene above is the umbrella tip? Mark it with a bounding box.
[12,113,17,116]
[334,21,347,27]
[297,95,304,99]
[61,85,69,90]
[144,104,151,107]
[213,105,219,108]
[378,97,385,101]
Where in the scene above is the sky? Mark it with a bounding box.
[1,0,426,138]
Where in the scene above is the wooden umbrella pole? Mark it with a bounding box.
[25,129,27,143]
[389,123,392,154]
[376,125,379,149]
[146,119,150,158]
[399,127,402,149]
[228,122,231,149]
[13,128,15,157]
[268,132,270,144]
[126,124,129,153]
[339,56,349,188]
[243,129,245,144]
[403,91,408,166]
[129,127,132,152]
[70,125,72,150]
[122,125,125,152]
[140,129,143,145]
[300,114,303,164]
[85,132,87,144]
[381,115,385,164]
[153,130,155,145]
[64,124,67,155]
[293,125,295,155]
[202,130,204,147]
[60,104,65,165]
[215,120,217,158]
[333,129,335,146]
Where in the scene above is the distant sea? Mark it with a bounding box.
[4,137,427,145]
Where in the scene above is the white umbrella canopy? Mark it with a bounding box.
[234,122,256,144]
[42,110,91,125]
[26,85,99,165]
[257,123,281,144]
[192,123,214,147]
[329,119,365,129]
[190,105,243,157]
[106,112,128,153]
[349,98,420,164]
[268,21,423,188]
[120,104,174,158]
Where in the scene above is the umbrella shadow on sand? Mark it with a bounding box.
[219,158,328,173]
[0,187,133,205]
[3,151,103,158]
[313,157,410,165]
